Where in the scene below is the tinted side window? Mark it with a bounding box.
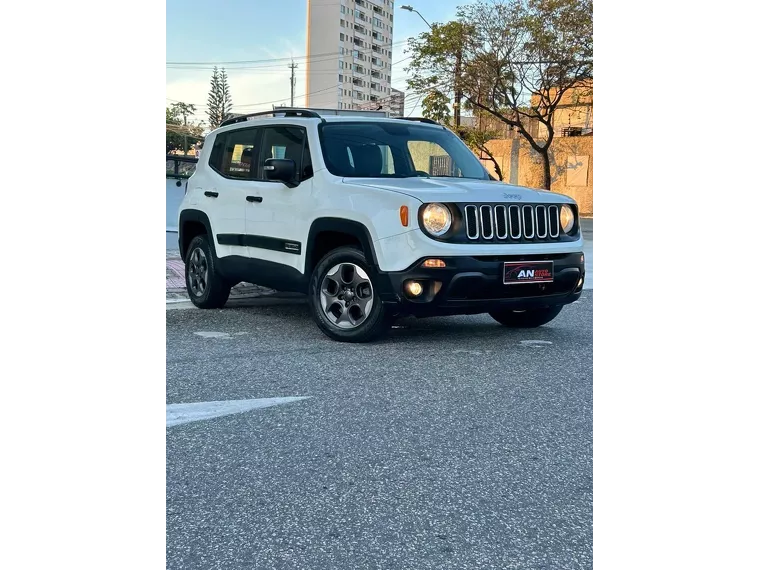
[259,126,308,182]
[209,128,261,179]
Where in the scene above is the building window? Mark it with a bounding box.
[340,33,344,41]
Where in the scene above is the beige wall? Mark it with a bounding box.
[480,136,594,216]
[531,79,593,139]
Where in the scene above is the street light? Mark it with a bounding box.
[400,5,432,29]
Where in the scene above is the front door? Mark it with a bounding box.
[245,125,313,272]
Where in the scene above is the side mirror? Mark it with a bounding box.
[264,158,298,187]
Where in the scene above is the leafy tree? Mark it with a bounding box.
[421,90,451,125]
[166,103,204,154]
[206,67,233,129]
[407,21,474,127]
[407,0,593,189]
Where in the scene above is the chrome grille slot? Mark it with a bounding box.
[522,205,535,239]
[464,205,479,239]
[494,205,508,239]
[536,205,548,238]
[458,202,566,242]
[508,205,521,239]
[548,205,560,238]
[480,205,494,239]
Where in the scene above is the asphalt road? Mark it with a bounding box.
[167,292,593,569]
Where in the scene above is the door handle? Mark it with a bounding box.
[246,196,263,203]
[204,191,219,198]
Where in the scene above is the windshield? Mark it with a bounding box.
[319,121,490,180]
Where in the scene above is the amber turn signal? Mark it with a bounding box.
[400,205,409,227]
[422,258,446,268]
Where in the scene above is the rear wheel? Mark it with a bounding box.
[309,246,389,342]
[489,306,563,328]
[185,235,231,309]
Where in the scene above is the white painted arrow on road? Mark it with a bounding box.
[166,397,310,427]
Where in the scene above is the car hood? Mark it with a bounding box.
[347,177,576,204]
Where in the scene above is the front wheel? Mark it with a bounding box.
[309,246,390,342]
[489,306,563,328]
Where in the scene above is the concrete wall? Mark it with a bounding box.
[480,136,594,216]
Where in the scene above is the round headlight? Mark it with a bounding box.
[421,203,452,236]
[560,205,575,234]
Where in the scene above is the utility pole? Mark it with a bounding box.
[453,48,462,129]
[288,60,298,107]
[181,108,188,156]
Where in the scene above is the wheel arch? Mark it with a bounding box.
[305,218,379,276]
[178,209,215,262]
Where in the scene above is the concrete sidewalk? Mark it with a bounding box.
[167,217,593,304]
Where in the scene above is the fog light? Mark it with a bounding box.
[580,254,584,264]
[405,280,423,297]
[422,258,446,268]
[576,276,584,290]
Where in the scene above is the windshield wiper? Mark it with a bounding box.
[430,175,487,180]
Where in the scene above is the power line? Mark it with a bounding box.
[166,39,409,67]
[166,54,416,110]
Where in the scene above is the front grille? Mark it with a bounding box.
[463,203,561,242]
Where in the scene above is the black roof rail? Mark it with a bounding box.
[395,117,440,126]
[220,108,322,127]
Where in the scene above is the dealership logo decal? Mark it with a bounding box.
[504,263,554,283]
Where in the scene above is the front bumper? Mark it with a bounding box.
[375,252,585,317]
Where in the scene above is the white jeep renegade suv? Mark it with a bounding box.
[177,108,585,342]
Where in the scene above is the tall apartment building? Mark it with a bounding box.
[306,0,396,110]
[387,87,405,117]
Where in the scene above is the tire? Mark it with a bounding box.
[489,306,563,328]
[309,246,390,342]
[184,235,231,309]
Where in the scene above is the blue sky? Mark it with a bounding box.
[166,0,462,120]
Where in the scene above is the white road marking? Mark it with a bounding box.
[166,397,311,427]
[519,340,553,348]
[194,331,231,338]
